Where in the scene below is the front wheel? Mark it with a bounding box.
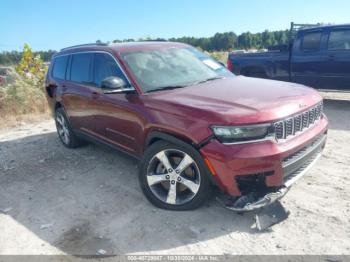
[139,141,212,210]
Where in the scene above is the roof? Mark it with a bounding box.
[56,41,189,57]
[300,23,350,32]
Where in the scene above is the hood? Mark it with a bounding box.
[143,76,322,125]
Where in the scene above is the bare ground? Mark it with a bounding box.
[0,100,349,255]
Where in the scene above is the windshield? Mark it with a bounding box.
[121,46,234,93]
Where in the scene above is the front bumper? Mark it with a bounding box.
[217,150,323,212]
[200,116,328,210]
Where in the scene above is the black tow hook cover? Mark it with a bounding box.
[255,201,290,231]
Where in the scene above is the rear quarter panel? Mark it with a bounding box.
[229,52,289,80]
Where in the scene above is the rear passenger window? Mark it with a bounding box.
[302,32,322,52]
[93,53,127,87]
[52,56,68,80]
[70,53,93,84]
[328,30,350,51]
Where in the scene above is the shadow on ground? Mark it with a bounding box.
[0,132,258,255]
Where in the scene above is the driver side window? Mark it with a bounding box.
[93,53,128,87]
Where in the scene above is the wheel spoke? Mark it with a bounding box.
[57,115,64,126]
[63,133,69,144]
[155,151,173,171]
[179,177,199,194]
[58,128,64,136]
[166,183,177,204]
[63,126,69,135]
[147,174,168,186]
[175,154,194,174]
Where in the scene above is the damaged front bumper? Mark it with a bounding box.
[217,186,289,212]
[217,149,323,212]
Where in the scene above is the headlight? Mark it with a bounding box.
[211,124,272,143]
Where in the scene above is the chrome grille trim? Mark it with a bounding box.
[274,102,323,142]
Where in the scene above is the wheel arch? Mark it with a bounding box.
[144,131,197,153]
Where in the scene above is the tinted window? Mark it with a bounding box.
[328,30,350,50]
[70,53,93,84]
[302,32,322,52]
[93,53,127,86]
[52,56,68,80]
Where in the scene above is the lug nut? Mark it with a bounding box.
[171,180,176,185]
[175,170,180,174]
[177,177,181,182]
[166,175,170,179]
[168,169,173,173]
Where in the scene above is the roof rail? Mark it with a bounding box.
[288,22,323,44]
[142,39,168,42]
[60,42,108,51]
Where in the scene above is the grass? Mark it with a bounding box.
[0,67,49,128]
[208,51,229,63]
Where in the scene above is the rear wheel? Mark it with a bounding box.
[139,141,212,210]
[55,108,85,148]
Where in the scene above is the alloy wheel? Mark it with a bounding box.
[146,149,201,205]
[56,113,70,145]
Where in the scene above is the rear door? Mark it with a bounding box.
[323,28,350,90]
[291,30,328,88]
[62,52,98,134]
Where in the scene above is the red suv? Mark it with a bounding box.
[45,42,328,211]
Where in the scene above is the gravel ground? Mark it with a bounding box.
[0,100,349,256]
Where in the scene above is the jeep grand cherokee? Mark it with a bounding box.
[45,42,328,211]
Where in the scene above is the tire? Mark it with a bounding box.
[55,107,86,148]
[139,140,212,210]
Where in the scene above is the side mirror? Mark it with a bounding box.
[101,76,127,90]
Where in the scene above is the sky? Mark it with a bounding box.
[1,0,349,51]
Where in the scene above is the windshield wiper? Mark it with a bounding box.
[146,77,224,93]
[147,85,187,93]
[194,76,224,85]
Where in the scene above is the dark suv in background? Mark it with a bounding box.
[45,42,328,211]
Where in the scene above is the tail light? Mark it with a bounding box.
[227,58,233,72]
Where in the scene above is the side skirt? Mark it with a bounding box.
[74,130,141,160]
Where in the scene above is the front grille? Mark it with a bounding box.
[274,102,323,141]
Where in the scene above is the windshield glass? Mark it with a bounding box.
[121,47,234,93]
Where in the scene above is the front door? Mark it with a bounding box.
[291,30,327,89]
[323,28,350,90]
[91,52,144,155]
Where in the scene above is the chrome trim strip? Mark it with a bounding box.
[106,127,136,141]
[222,134,276,145]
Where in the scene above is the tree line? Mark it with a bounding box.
[112,29,290,51]
[0,29,290,65]
[0,50,56,65]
